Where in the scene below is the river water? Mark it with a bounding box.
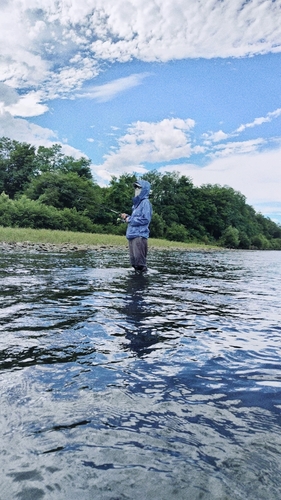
[0,248,281,500]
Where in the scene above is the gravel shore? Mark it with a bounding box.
[0,240,219,253]
[0,241,119,253]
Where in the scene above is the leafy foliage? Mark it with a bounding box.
[25,171,101,218]
[0,193,95,232]
[220,226,240,248]
[0,137,36,198]
[35,144,93,178]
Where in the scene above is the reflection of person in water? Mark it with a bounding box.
[121,274,158,357]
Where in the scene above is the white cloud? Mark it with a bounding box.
[77,73,150,102]
[91,117,196,177]
[203,130,230,144]
[202,107,281,147]
[89,112,281,220]
[236,108,281,133]
[208,138,266,158]
[0,83,48,119]
[44,60,100,99]
[0,111,56,144]
[89,0,281,62]
[0,2,50,87]
[200,107,281,158]
[5,91,48,117]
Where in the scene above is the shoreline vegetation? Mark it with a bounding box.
[0,226,219,253]
[1,138,281,250]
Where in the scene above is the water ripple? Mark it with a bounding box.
[0,249,281,499]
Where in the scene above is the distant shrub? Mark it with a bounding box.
[102,223,127,236]
[165,223,189,242]
[0,193,95,232]
[269,238,281,250]
[251,234,270,249]
[238,231,251,249]
[221,226,240,248]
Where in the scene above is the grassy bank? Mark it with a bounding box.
[0,226,216,250]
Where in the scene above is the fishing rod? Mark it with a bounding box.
[104,207,120,215]
[99,205,126,222]
[107,208,126,223]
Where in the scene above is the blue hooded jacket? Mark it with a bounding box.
[126,180,152,240]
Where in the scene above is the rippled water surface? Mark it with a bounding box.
[1,248,281,499]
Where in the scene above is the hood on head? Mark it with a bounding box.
[133,179,150,194]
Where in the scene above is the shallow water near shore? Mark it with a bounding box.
[0,248,281,499]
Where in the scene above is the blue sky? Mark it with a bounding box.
[1,0,281,223]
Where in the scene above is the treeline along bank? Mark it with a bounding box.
[1,137,281,249]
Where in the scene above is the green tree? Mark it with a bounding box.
[35,144,93,179]
[269,238,281,249]
[0,137,36,198]
[25,171,101,218]
[255,213,281,239]
[144,170,195,228]
[95,174,136,225]
[192,184,247,239]
[106,173,136,211]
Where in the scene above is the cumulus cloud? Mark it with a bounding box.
[0,111,56,144]
[90,113,281,183]
[0,83,48,119]
[5,91,49,117]
[91,117,196,178]
[203,130,230,144]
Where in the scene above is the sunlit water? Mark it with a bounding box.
[0,248,281,500]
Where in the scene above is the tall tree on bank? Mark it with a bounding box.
[0,137,36,198]
[35,145,93,179]
[25,171,102,219]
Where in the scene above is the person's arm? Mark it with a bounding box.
[129,200,151,226]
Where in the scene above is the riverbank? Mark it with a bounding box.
[0,226,218,253]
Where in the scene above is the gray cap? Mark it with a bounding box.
[133,181,142,188]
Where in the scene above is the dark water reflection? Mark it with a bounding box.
[0,248,281,499]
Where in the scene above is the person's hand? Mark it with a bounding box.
[120,213,128,221]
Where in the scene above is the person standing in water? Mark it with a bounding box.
[120,179,152,273]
